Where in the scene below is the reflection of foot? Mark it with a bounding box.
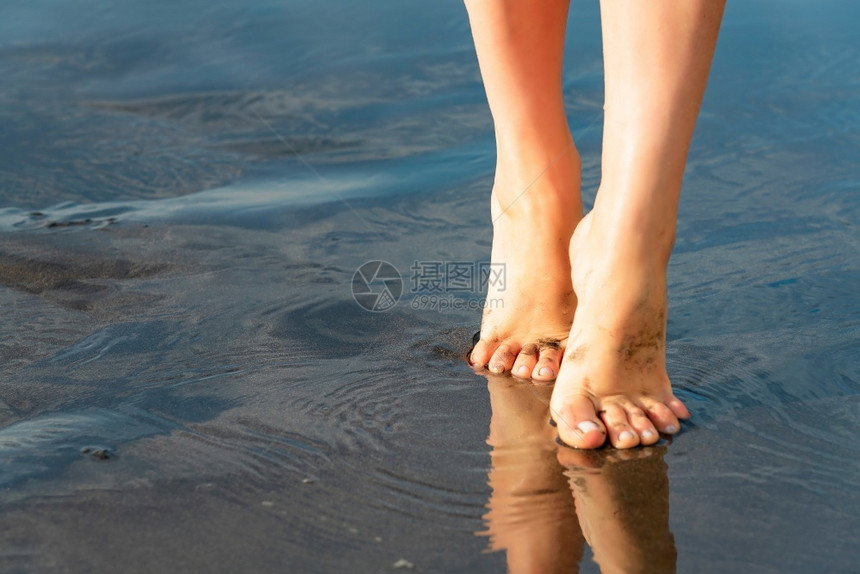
[550,211,690,449]
[559,445,677,573]
[480,375,584,573]
[470,149,581,382]
[556,441,659,469]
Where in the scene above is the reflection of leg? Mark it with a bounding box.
[559,447,677,573]
[479,376,583,573]
[465,0,583,381]
[551,0,726,448]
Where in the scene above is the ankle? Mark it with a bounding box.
[491,145,582,221]
[584,204,676,268]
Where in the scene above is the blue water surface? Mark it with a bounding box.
[0,0,858,572]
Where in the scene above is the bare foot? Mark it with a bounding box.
[550,211,690,449]
[470,149,581,381]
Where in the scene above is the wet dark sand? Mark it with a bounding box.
[0,179,858,572]
[1,0,859,571]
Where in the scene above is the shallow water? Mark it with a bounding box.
[1,0,858,572]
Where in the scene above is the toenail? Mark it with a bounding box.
[490,365,503,374]
[517,365,529,376]
[538,366,553,377]
[619,431,634,441]
[577,421,601,434]
[664,424,678,434]
[642,430,655,439]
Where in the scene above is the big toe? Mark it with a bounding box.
[551,394,607,449]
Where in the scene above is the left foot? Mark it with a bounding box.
[469,143,581,381]
[550,211,690,449]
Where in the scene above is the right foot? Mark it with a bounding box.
[550,210,690,449]
[470,148,581,382]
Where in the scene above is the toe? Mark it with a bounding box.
[531,344,563,382]
[640,397,681,435]
[626,404,660,445]
[488,342,519,374]
[600,403,640,449]
[551,394,607,449]
[511,343,539,379]
[667,397,691,420]
[469,338,495,368]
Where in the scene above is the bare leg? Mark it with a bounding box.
[551,0,726,448]
[465,0,583,381]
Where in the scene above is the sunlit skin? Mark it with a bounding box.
[466,0,725,448]
[465,0,582,384]
[479,374,677,573]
